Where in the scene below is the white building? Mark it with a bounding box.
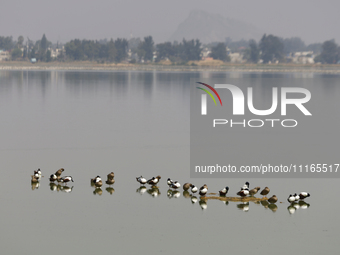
[0,50,10,61]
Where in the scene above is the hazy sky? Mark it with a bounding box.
[1,0,339,44]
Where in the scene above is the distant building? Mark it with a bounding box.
[288,51,315,64]
[229,52,245,63]
[0,50,10,61]
[48,46,65,58]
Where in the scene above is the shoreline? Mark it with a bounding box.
[1,61,340,73]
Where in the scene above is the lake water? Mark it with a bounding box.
[0,70,338,254]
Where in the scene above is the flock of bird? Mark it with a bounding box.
[135,177,309,204]
[31,168,74,184]
[31,170,311,205]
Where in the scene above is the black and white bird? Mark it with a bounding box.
[59,176,74,185]
[299,192,310,200]
[241,182,250,190]
[147,175,161,186]
[170,181,181,189]
[219,186,229,196]
[294,193,300,201]
[136,176,147,185]
[49,174,57,182]
[167,178,173,188]
[237,189,249,197]
[199,184,208,196]
[191,184,198,193]
[34,169,42,177]
[91,176,101,184]
[287,194,296,203]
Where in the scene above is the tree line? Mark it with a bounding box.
[1,34,340,64]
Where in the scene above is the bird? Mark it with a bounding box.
[59,176,74,185]
[249,187,261,196]
[241,182,250,190]
[170,181,180,189]
[260,187,270,197]
[294,193,300,201]
[299,192,310,200]
[167,178,173,188]
[268,195,278,204]
[287,194,296,203]
[91,176,102,187]
[237,189,249,197]
[191,184,198,193]
[95,180,103,188]
[31,175,39,183]
[49,174,57,182]
[136,176,147,185]
[91,176,101,184]
[183,183,191,191]
[55,168,64,177]
[219,186,229,196]
[106,178,115,186]
[199,184,208,196]
[34,169,42,177]
[147,175,161,186]
[107,172,114,180]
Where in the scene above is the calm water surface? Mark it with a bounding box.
[0,70,338,254]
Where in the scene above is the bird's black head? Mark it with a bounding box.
[226,186,229,190]
[246,182,249,187]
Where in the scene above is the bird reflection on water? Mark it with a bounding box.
[146,186,161,197]
[93,187,103,196]
[106,187,115,195]
[49,183,74,193]
[287,201,310,214]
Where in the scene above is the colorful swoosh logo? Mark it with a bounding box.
[196,82,223,106]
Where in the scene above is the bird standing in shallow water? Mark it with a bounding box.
[241,182,250,190]
[31,175,39,183]
[49,174,57,182]
[183,183,191,191]
[199,184,208,197]
[219,186,229,196]
[59,176,74,185]
[237,189,249,197]
[249,187,260,196]
[294,193,300,201]
[260,187,270,198]
[55,168,64,177]
[136,176,147,185]
[167,178,173,188]
[107,172,114,180]
[147,175,161,186]
[106,178,115,186]
[170,181,180,189]
[191,184,198,193]
[299,192,310,200]
[287,194,296,203]
[268,195,278,204]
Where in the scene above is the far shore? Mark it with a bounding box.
[1,61,340,73]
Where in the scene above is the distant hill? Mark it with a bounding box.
[169,10,263,44]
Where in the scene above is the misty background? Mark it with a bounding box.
[1,0,339,44]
